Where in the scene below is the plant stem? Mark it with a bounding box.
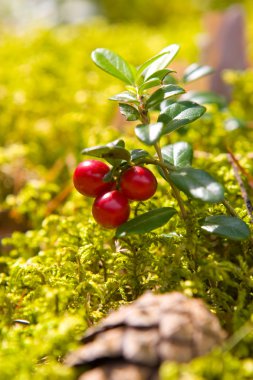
[154,142,188,221]
[138,95,150,124]
[222,321,253,352]
[136,157,175,171]
[137,98,187,221]
[227,150,253,223]
[222,199,238,217]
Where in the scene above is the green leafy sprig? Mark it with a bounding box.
[83,45,251,241]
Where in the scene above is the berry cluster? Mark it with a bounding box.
[73,159,157,229]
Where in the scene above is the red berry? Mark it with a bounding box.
[120,166,157,201]
[73,160,114,197]
[92,190,130,229]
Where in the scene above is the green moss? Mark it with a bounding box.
[0,20,253,379]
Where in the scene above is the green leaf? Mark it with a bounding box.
[163,74,178,85]
[115,207,177,237]
[147,69,175,81]
[136,52,171,79]
[160,99,175,112]
[139,78,161,93]
[84,146,130,161]
[143,44,180,80]
[146,89,164,108]
[119,103,140,121]
[91,48,136,85]
[136,45,179,81]
[130,149,151,161]
[146,85,185,109]
[169,167,224,203]
[183,63,214,83]
[201,215,251,240]
[161,142,193,167]
[158,101,206,134]
[108,139,125,148]
[163,84,185,98]
[135,122,165,146]
[181,91,226,109]
[82,140,130,163]
[109,91,138,103]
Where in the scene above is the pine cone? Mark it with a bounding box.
[66,292,226,380]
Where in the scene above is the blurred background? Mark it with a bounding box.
[0,0,252,29]
[0,0,253,238]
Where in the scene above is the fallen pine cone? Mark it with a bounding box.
[66,292,226,380]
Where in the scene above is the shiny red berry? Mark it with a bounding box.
[92,190,130,229]
[120,166,157,201]
[73,160,114,197]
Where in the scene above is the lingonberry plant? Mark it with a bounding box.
[73,45,251,240]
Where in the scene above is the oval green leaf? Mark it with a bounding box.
[161,142,193,167]
[183,63,214,83]
[135,122,165,146]
[163,84,185,99]
[146,88,164,108]
[181,91,226,109]
[109,91,138,103]
[139,78,161,93]
[136,52,171,79]
[115,207,177,237]
[130,149,151,162]
[82,140,130,162]
[200,215,251,240]
[147,69,175,81]
[163,74,178,85]
[119,103,140,121]
[143,44,180,80]
[158,101,206,134]
[91,48,136,85]
[146,85,185,109]
[169,167,224,203]
[83,146,130,161]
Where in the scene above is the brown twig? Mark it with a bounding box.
[46,182,73,215]
[226,149,253,223]
[227,147,253,189]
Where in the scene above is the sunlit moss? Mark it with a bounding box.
[0,19,253,380]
